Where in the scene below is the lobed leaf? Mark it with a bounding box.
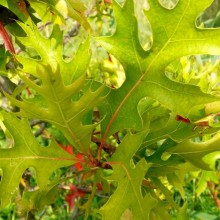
[17,180,60,215]
[168,133,220,169]
[5,64,105,153]
[99,132,157,220]
[15,22,90,85]
[6,22,106,153]
[97,0,220,138]
[0,111,76,208]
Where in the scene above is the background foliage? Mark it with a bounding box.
[0,0,220,219]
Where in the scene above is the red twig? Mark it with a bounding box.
[0,22,15,55]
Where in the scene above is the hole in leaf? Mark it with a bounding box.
[165,55,220,96]
[62,19,88,61]
[134,0,152,51]
[37,22,53,38]
[20,167,38,192]
[29,119,48,142]
[196,0,220,28]
[212,115,220,127]
[0,77,20,112]
[113,0,152,51]
[85,1,115,37]
[35,122,69,147]
[158,0,179,10]
[0,123,14,149]
[89,49,126,89]
[49,166,66,182]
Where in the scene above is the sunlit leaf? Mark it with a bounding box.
[97,0,220,137]
[99,132,157,220]
[0,111,76,208]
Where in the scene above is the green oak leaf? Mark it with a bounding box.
[15,22,90,85]
[150,200,172,220]
[99,132,157,220]
[143,112,219,146]
[5,64,105,153]
[195,170,218,196]
[5,22,105,153]
[17,180,59,215]
[97,0,220,138]
[176,202,189,220]
[0,111,76,208]
[168,133,220,169]
[167,162,199,200]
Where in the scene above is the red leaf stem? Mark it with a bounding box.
[0,22,15,54]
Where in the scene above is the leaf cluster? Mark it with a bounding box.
[0,0,220,219]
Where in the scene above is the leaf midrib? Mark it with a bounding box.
[103,0,195,138]
[49,79,85,150]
